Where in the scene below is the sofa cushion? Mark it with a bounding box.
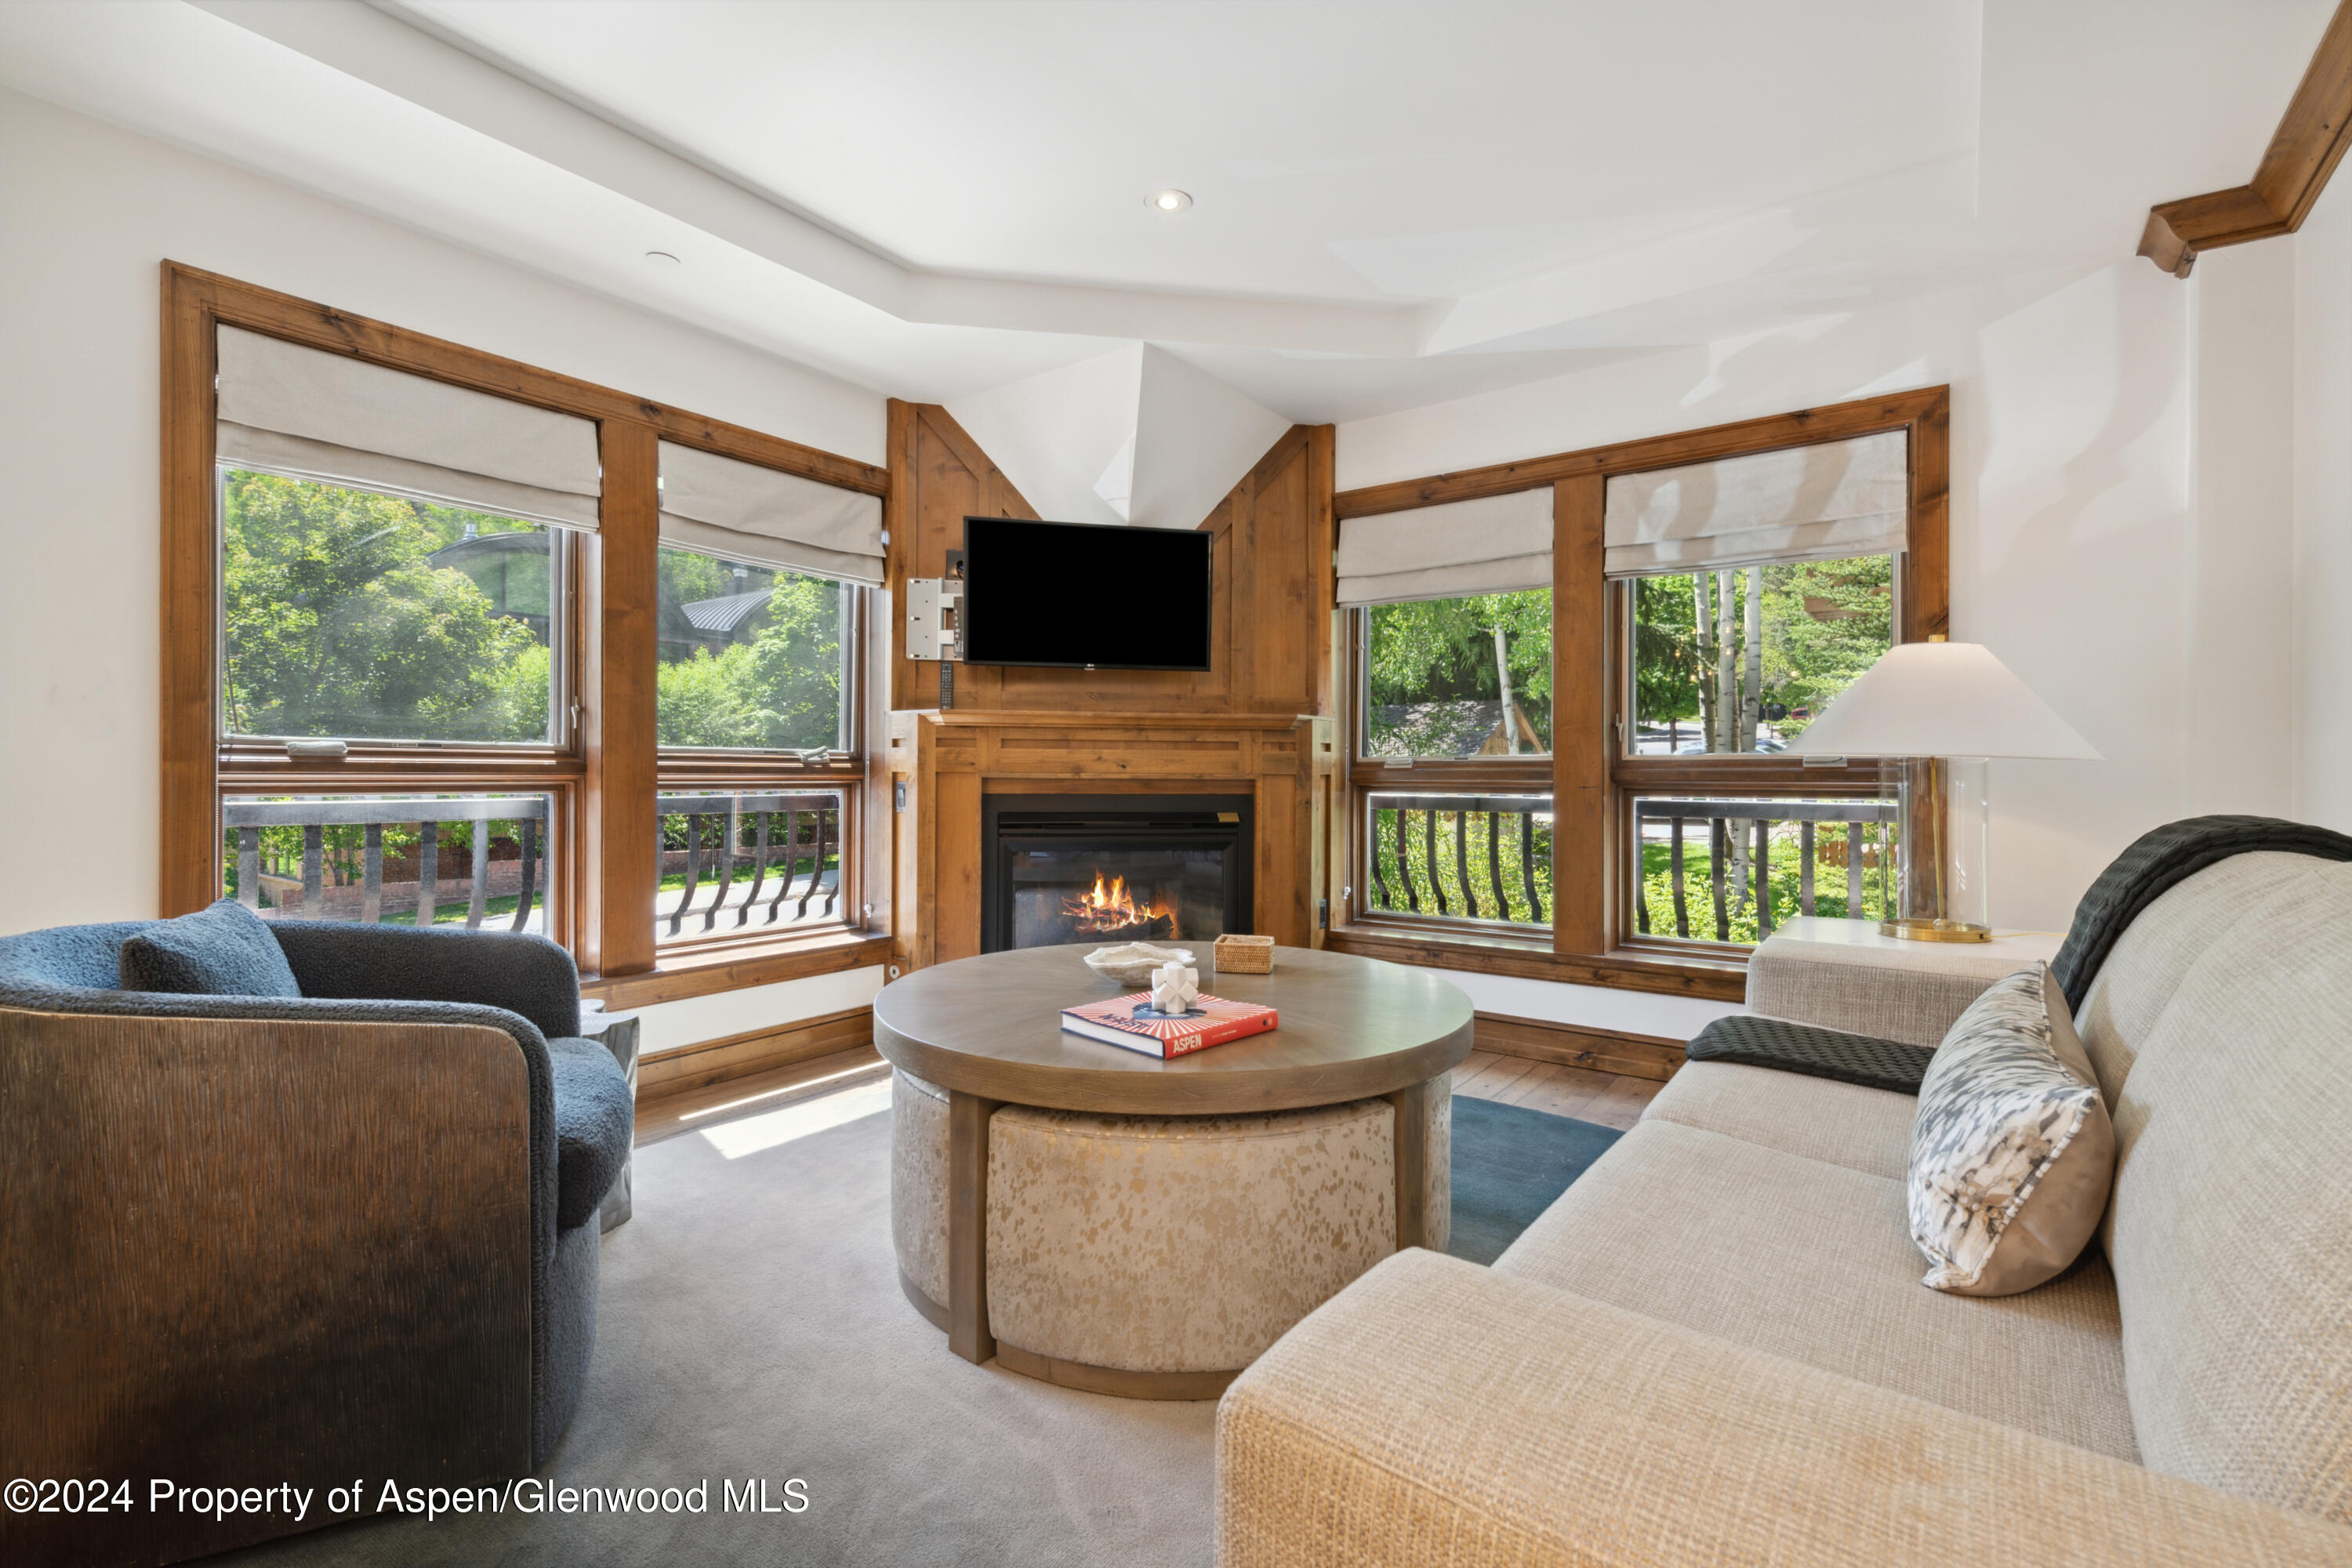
[1641,1059,1917,1180]
[1907,966,2113,1298]
[1495,1119,2136,1460]
[2080,851,2352,1522]
[549,1039,633,1232]
[118,898,301,999]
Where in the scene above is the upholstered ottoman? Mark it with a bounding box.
[893,1069,1449,1394]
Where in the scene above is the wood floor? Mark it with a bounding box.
[635,1044,1662,1146]
[1450,1049,1663,1130]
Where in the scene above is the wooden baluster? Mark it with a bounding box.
[1486,808,1505,920]
[1799,820,1816,916]
[704,800,740,933]
[1846,820,1864,919]
[508,817,539,932]
[739,811,771,928]
[301,825,325,918]
[1455,811,1479,919]
[1368,808,1391,910]
[361,823,383,924]
[1755,818,1775,938]
[237,826,260,912]
[1397,810,1420,913]
[1424,808,1447,915]
[1709,817,1730,942]
[1670,816,1690,938]
[463,820,490,931]
[416,822,439,929]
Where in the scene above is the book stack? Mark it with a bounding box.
[1061,993,1279,1059]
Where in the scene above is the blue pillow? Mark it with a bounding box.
[118,898,303,997]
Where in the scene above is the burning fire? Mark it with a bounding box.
[1062,869,1178,938]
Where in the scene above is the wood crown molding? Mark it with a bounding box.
[2139,2,2352,276]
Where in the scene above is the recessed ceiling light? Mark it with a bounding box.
[1148,189,1192,213]
[644,250,682,268]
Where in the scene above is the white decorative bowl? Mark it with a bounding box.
[1083,942,1196,989]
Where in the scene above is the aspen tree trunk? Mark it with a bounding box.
[1494,624,1518,754]
[1733,565,1766,912]
[1692,574,1716,752]
[1713,570,1737,754]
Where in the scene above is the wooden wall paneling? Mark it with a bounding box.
[1551,475,1609,956]
[1903,388,1952,643]
[160,268,221,916]
[1236,428,1318,713]
[1305,425,1338,717]
[932,769,984,962]
[634,1004,876,1097]
[580,420,660,979]
[1255,771,1304,945]
[1471,1011,1686,1083]
[2138,2,2352,274]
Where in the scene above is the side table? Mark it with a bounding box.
[577,1004,641,1232]
[1746,916,2062,1047]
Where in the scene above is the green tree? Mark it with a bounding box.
[1364,590,1552,753]
[220,471,546,740]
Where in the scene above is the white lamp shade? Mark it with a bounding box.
[1786,641,2100,760]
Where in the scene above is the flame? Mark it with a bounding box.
[1060,869,1178,938]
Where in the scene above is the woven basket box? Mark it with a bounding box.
[1212,933,1275,973]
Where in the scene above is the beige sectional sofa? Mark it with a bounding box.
[1217,851,2352,1566]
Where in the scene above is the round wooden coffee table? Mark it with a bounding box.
[872,943,1474,1395]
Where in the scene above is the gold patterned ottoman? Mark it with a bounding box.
[892,1069,1449,1396]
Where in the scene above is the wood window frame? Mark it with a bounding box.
[161,263,891,993]
[1328,387,1950,1002]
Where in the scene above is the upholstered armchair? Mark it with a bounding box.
[0,913,633,1568]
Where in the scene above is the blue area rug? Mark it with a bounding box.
[1447,1095,1623,1265]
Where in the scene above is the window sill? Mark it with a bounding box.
[583,928,892,1010]
[1324,923,1748,1003]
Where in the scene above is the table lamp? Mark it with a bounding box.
[1785,637,2099,942]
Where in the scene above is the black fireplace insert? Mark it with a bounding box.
[981,793,1253,954]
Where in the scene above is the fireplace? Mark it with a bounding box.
[981,793,1254,953]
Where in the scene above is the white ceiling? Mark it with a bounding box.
[0,0,2336,421]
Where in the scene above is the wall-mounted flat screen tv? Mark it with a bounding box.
[957,516,1213,671]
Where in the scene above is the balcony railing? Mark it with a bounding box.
[1633,797,1898,944]
[223,797,547,931]
[656,792,843,942]
[1365,793,1552,927]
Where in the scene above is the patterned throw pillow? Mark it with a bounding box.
[1907,964,2114,1297]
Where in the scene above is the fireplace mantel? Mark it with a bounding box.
[883,710,1338,975]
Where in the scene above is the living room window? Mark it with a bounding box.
[165,266,891,991]
[1332,391,1945,996]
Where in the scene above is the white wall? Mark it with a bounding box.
[1341,254,2318,1034]
[2294,173,2352,832]
[0,89,887,1043]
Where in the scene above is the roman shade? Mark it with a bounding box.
[215,326,601,529]
[657,441,884,585]
[1602,429,1907,577]
[1335,488,1553,606]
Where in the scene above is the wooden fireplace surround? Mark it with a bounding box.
[878,402,1342,973]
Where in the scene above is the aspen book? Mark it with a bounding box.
[1060,993,1279,1059]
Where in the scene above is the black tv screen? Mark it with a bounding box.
[958,517,1213,671]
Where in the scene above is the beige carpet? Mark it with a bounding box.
[220,1088,1216,1567]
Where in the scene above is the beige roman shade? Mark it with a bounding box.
[657,440,884,585]
[215,326,601,529]
[1335,488,1553,606]
[1602,429,1907,577]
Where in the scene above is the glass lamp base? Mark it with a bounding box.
[1878,916,1992,943]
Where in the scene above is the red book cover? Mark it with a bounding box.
[1060,993,1279,1059]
